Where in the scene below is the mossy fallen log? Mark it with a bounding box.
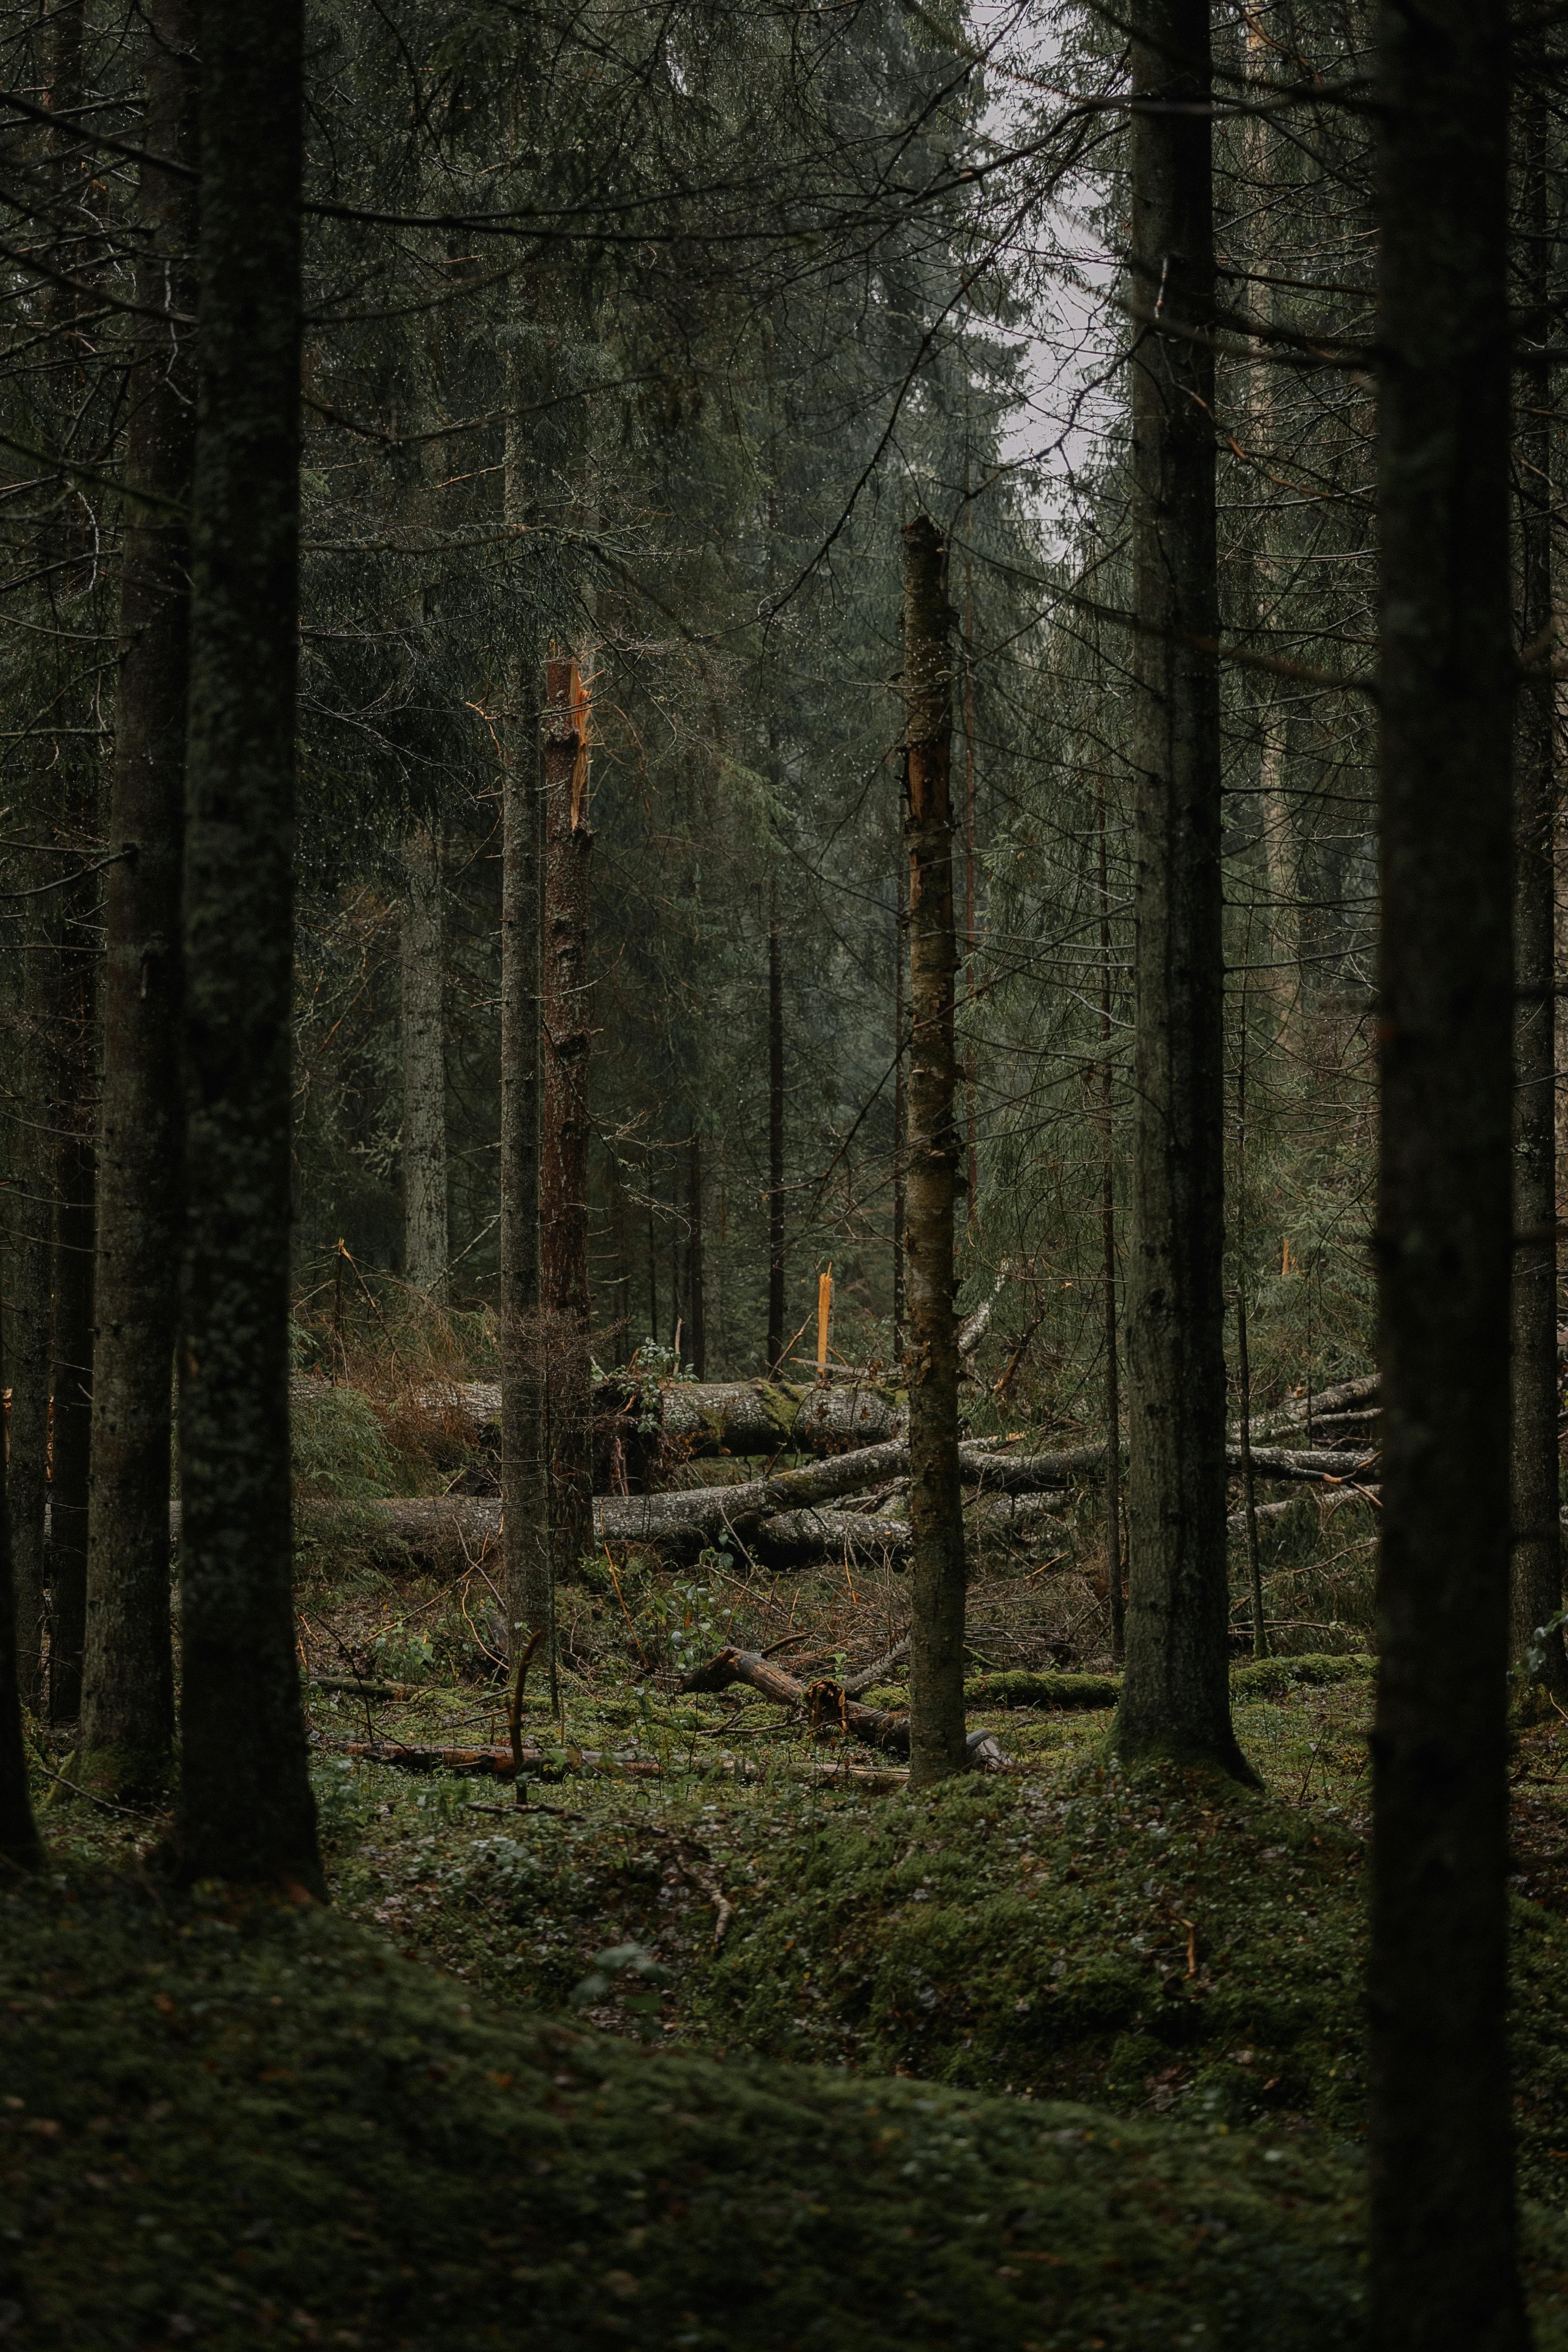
[860,1652,1377,1714]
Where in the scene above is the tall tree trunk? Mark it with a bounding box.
[1112,0,1249,1781]
[1098,783,1124,1664]
[1509,66,1564,1693]
[687,1129,706,1379]
[172,0,321,1894]
[500,648,550,1666]
[6,923,54,1710]
[542,650,594,1584]
[892,840,908,1365]
[0,1295,42,1870]
[766,879,785,1371]
[80,0,197,1793]
[400,825,448,1302]
[1369,1,1525,2343]
[902,516,965,1789]
[47,867,98,1725]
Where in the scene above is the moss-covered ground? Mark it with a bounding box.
[18,1367,1568,2343]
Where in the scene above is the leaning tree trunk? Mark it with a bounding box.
[47,848,98,1726]
[80,0,197,1795]
[1508,67,1565,1695]
[1111,0,1250,1782]
[499,599,551,1669]
[542,649,594,1585]
[401,824,448,1302]
[172,0,321,1894]
[1369,3,1527,2345]
[902,515,966,1788]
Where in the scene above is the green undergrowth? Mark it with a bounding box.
[0,1868,1413,2351]
[681,1750,1568,2215]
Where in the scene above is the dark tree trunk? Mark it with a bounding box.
[47,873,98,1726]
[500,643,550,1666]
[1099,786,1124,1664]
[172,0,321,1894]
[1369,2,1526,2343]
[892,840,907,1364]
[902,516,966,1788]
[687,1129,706,1379]
[401,825,448,1302]
[1112,0,1249,1781]
[80,0,197,1793]
[767,880,785,1371]
[0,1296,42,1870]
[6,928,54,1710]
[542,651,594,1583]
[1508,65,1565,1693]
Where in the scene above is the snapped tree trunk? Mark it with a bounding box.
[902,516,966,1788]
[1112,0,1250,1782]
[499,611,550,1668]
[80,0,197,1793]
[542,649,594,1583]
[172,1,322,1895]
[400,824,448,1302]
[1369,2,1527,2344]
[767,879,785,1370]
[47,851,98,1726]
[1508,67,1564,1693]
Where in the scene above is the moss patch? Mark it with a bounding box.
[0,1870,1394,2350]
[685,1754,1568,2215]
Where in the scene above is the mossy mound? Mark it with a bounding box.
[687,1758,1568,2210]
[0,1871,1394,2350]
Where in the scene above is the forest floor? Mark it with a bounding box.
[18,1533,1568,2346]
[13,1390,1568,2345]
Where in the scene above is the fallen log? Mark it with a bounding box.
[394,1374,908,1457]
[1233,1372,1378,1445]
[1227,1485,1379,1533]
[674,1644,1012,1770]
[753,1508,912,1564]
[315,1733,912,1793]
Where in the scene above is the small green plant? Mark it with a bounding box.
[570,1940,673,2039]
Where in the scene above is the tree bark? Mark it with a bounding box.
[1508,65,1565,1693]
[172,0,322,1895]
[767,880,785,1371]
[0,1295,42,1869]
[1369,2,1526,2343]
[892,828,908,1364]
[6,914,54,1711]
[687,1129,706,1379]
[47,861,98,1726]
[499,631,550,1666]
[901,516,966,1788]
[542,649,594,1583]
[80,0,197,1793]
[1112,0,1250,1782]
[1098,781,1124,1662]
[400,824,448,1302]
